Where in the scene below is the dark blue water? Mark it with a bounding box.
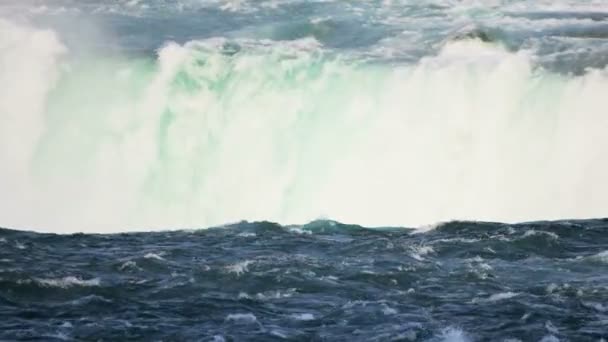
[2,219,608,341]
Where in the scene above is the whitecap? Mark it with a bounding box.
[466,257,494,279]
[434,238,481,244]
[255,288,296,300]
[60,322,72,328]
[467,256,484,263]
[342,300,369,309]
[119,260,140,271]
[381,304,398,315]
[409,245,434,261]
[290,313,314,321]
[478,263,493,271]
[488,292,519,301]
[288,227,312,235]
[34,276,100,288]
[143,252,165,260]
[522,230,559,240]
[225,313,257,323]
[473,292,519,303]
[225,260,253,276]
[438,327,471,342]
[587,250,608,263]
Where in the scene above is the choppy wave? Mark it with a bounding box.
[2,219,607,340]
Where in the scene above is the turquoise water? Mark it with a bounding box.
[2,1,608,232]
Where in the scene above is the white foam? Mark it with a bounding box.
[60,322,73,328]
[119,260,140,271]
[290,313,315,321]
[34,276,100,288]
[539,335,560,342]
[225,313,258,323]
[488,292,519,301]
[587,250,608,263]
[409,245,435,261]
[581,301,607,312]
[434,238,482,244]
[255,288,297,300]
[212,335,226,342]
[473,292,519,303]
[0,20,66,229]
[2,23,608,233]
[143,252,165,260]
[287,227,313,235]
[225,260,253,276]
[381,304,398,315]
[522,230,559,240]
[438,327,471,342]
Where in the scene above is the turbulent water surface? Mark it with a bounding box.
[1,0,608,340]
[1,220,608,340]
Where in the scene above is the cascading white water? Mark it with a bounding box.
[1,19,608,233]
